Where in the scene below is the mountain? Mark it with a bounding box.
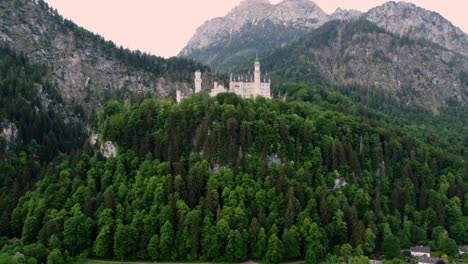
[364,1,468,57]
[179,0,468,72]
[330,8,362,21]
[0,0,211,115]
[178,0,330,72]
[259,20,468,112]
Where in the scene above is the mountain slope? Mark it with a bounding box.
[260,20,468,111]
[0,45,86,238]
[364,1,468,57]
[330,8,362,21]
[180,0,468,79]
[178,0,330,71]
[0,0,210,115]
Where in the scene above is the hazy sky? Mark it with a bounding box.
[45,0,468,58]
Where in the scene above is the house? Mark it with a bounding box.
[369,260,382,264]
[460,246,468,254]
[417,256,448,264]
[411,246,431,257]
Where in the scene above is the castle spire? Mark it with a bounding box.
[254,54,261,84]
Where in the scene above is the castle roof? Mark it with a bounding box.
[230,73,270,83]
[411,246,430,253]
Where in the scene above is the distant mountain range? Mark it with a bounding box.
[260,20,468,112]
[179,0,468,110]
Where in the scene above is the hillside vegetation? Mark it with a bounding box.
[1,91,466,263]
[0,45,85,246]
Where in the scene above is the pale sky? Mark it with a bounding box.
[44,0,468,58]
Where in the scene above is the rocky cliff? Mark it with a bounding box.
[180,0,468,70]
[0,0,208,115]
[261,20,468,112]
[364,1,468,57]
[178,0,331,71]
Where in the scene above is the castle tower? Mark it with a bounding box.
[194,70,202,93]
[176,90,182,103]
[254,54,261,84]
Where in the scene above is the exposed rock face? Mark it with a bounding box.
[1,121,18,144]
[364,1,468,56]
[180,0,468,110]
[180,0,468,72]
[101,141,117,158]
[179,0,330,71]
[181,0,328,54]
[330,8,362,21]
[262,21,468,112]
[0,0,197,114]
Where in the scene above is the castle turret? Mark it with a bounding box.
[176,90,182,103]
[254,54,261,84]
[194,70,202,93]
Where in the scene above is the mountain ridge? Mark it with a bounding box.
[0,0,211,116]
[255,19,468,112]
[179,0,330,60]
[364,1,468,56]
[178,0,468,110]
[179,0,468,66]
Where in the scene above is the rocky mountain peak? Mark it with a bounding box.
[180,0,329,58]
[364,1,468,56]
[277,0,317,7]
[330,8,362,21]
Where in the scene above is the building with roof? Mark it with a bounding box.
[411,246,431,257]
[228,55,271,99]
[176,56,271,103]
[210,81,227,97]
[460,246,468,254]
[417,256,448,264]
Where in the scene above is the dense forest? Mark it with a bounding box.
[0,45,85,255]
[1,90,466,263]
[0,12,466,263]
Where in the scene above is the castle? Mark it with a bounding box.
[176,56,271,103]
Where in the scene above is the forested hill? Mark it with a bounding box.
[2,92,466,263]
[0,0,212,116]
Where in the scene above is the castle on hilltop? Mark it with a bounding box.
[176,56,271,103]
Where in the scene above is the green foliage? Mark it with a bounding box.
[351,255,370,264]
[63,205,94,256]
[382,235,401,259]
[265,234,284,263]
[0,45,85,240]
[2,94,466,263]
[159,221,174,260]
[47,249,64,264]
[113,223,137,261]
[438,234,457,256]
[147,235,159,261]
[282,226,301,260]
[93,225,113,258]
[340,244,353,263]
